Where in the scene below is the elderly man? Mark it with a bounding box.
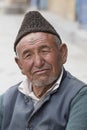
[0,11,87,130]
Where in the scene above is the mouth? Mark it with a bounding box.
[32,69,50,75]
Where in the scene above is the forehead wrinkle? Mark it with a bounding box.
[28,35,49,45]
[24,32,54,44]
[17,33,56,51]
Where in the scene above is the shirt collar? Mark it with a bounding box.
[18,68,63,100]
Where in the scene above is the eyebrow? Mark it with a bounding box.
[39,45,51,50]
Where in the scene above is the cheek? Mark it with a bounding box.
[49,54,62,73]
[21,60,33,74]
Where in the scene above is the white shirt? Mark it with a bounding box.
[18,69,63,105]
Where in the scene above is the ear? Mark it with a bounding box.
[15,57,25,74]
[15,57,22,69]
[59,43,68,64]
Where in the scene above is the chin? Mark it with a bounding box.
[32,76,57,87]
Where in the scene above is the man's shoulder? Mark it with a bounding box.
[1,82,22,101]
[0,94,3,106]
[61,70,87,98]
[65,71,86,86]
[6,82,22,93]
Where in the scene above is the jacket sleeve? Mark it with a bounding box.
[0,95,3,130]
[66,85,87,130]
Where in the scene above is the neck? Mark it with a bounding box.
[32,85,51,98]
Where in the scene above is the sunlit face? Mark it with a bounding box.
[15,32,67,87]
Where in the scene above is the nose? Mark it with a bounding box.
[34,54,44,68]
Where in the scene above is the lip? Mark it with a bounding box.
[32,69,50,75]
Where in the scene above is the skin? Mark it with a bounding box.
[15,32,68,98]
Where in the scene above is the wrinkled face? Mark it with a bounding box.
[15,32,67,87]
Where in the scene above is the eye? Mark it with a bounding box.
[41,48,51,54]
[42,50,49,52]
[23,53,32,59]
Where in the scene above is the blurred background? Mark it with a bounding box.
[0,0,87,94]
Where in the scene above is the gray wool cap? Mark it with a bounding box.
[14,11,62,52]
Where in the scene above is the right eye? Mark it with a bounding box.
[23,53,32,59]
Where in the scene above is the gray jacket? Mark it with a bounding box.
[0,70,86,130]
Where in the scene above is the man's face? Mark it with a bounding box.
[15,32,67,87]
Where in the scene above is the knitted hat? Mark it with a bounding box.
[14,11,62,52]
